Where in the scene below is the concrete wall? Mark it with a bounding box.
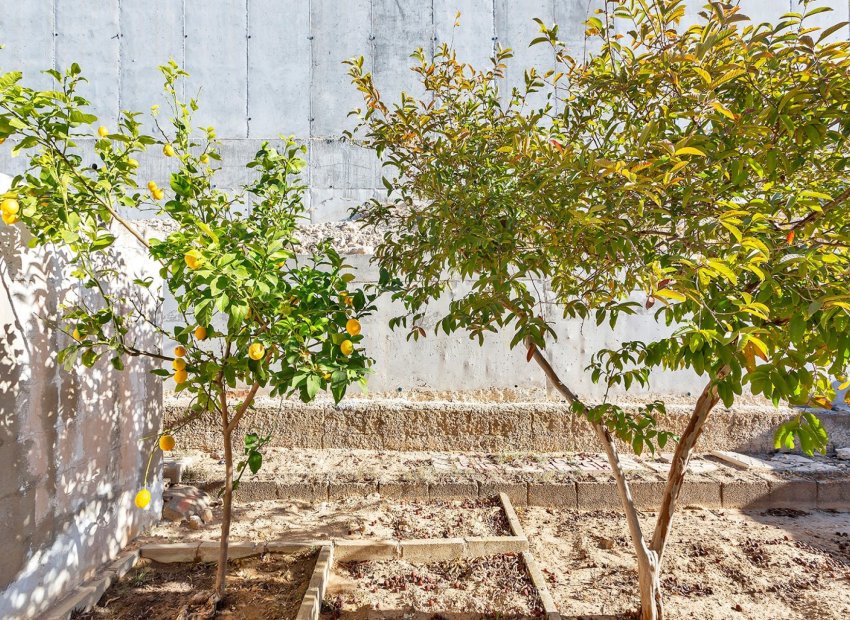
[1,1,847,223]
[0,177,163,619]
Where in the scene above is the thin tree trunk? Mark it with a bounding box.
[214,422,234,598]
[213,381,260,599]
[525,340,662,619]
[592,422,662,619]
[650,366,730,565]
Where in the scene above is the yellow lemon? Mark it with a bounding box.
[2,211,17,225]
[1,198,20,215]
[200,154,209,164]
[248,342,265,361]
[147,181,158,192]
[174,345,187,357]
[152,188,165,200]
[172,358,186,371]
[135,488,151,509]
[346,318,361,336]
[163,144,175,157]
[127,158,139,168]
[159,434,176,451]
[98,126,109,137]
[72,327,82,341]
[194,326,208,340]
[0,137,5,144]
[322,372,332,380]
[184,253,202,269]
[174,369,188,384]
[340,340,354,356]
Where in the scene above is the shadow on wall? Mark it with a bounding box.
[0,175,164,619]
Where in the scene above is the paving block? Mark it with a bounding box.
[328,481,378,499]
[465,536,528,557]
[277,482,328,502]
[678,480,723,508]
[721,480,771,509]
[767,478,817,508]
[817,479,850,509]
[198,541,262,562]
[266,540,325,553]
[234,480,278,501]
[522,551,560,620]
[334,539,399,561]
[297,545,333,620]
[481,482,528,507]
[498,492,527,538]
[528,482,577,508]
[140,542,200,563]
[400,538,466,562]
[103,550,140,578]
[379,481,429,501]
[630,481,667,510]
[43,575,114,620]
[428,481,479,500]
[576,481,621,511]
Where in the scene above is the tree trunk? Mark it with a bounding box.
[523,339,662,618]
[214,424,234,598]
[650,366,730,565]
[592,422,663,620]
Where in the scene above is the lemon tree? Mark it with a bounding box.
[348,1,850,618]
[0,61,378,603]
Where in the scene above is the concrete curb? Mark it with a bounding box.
[43,550,140,620]
[296,545,333,620]
[204,477,850,511]
[522,551,561,620]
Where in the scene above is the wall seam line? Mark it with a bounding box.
[117,0,123,120]
[52,0,58,71]
[307,0,314,220]
[245,0,250,139]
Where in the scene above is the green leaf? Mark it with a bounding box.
[247,450,262,474]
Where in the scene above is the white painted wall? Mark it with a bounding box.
[0,174,164,619]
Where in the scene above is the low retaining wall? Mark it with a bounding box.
[165,395,850,454]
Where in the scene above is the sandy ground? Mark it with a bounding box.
[74,550,316,620]
[324,555,542,619]
[519,506,850,620]
[141,497,509,543]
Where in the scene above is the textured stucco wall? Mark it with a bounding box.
[0,177,164,619]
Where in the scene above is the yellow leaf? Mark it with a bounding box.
[197,221,219,244]
[720,220,742,242]
[496,145,513,153]
[838,380,850,391]
[710,101,737,120]
[694,67,712,84]
[742,237,770,256]
[654,288,686,302]
[674,146,706,157]
[742,344,756,372]
[745,335,769,360]
[711,68,746,88]
[706,259,738,284]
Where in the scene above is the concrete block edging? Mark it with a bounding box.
[522,550,562,620]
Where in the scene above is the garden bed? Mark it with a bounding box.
[143,496,512,542]
[73,550,317,620]
[520,506,850,619]
[323,554,544,619]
